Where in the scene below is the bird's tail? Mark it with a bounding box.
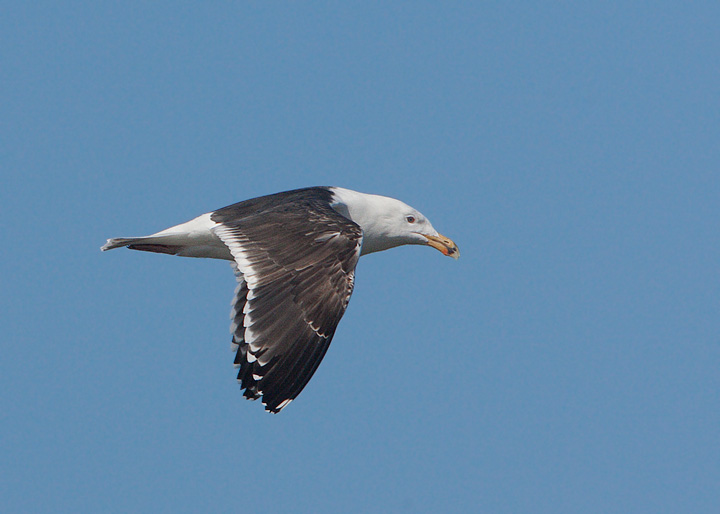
[101,237,140,251]
[101,236,183,255]
[101,213,231,259]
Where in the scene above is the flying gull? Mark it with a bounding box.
[102,186,459,412]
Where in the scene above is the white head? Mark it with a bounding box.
[330,188,459,258]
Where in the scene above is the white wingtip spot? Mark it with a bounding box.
[276,399,293,411]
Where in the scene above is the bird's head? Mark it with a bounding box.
[350,193,459,259]
[391,206,460,259]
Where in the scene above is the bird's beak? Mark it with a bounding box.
[423,233,460,260]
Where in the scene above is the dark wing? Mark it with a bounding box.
[212,189,362,412]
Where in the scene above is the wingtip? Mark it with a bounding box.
[266,398,293,413]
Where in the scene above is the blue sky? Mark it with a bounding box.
[2,2,719,512]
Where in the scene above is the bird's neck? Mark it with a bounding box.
[330,188,403,256]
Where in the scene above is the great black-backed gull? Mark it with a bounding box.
[102,187,459,412]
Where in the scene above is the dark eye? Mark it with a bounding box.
[406,215,416,224]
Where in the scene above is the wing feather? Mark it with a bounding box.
[212,188,362,412]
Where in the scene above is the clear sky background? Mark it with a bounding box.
[2,2,719,513]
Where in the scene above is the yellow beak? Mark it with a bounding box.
[424,233,460,260]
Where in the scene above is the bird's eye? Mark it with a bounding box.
[406,215,416,224]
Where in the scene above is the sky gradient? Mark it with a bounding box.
[2,2,719,513]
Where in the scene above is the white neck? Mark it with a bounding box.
[330,187,408,255]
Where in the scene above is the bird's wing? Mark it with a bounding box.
[212,192,362,412]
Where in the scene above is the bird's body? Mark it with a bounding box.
[102,186,458,412]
